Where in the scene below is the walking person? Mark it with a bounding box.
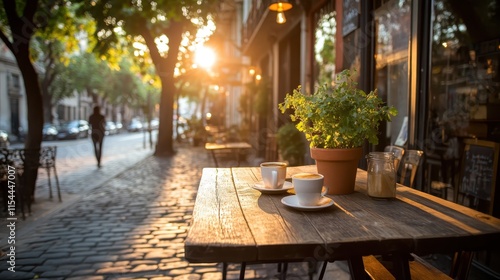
[89,106,106,168]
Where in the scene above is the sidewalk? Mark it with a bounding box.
[0,144,350,279]
[1,139,155,242]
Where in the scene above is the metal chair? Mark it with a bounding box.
[0,148,26,219]
[384,145,405,172]
[39,146,61,202]
[399,150,424,188]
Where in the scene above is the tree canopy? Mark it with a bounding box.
[74,0,219,155]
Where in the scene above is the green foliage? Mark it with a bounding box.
[186,117,208,146]
[314,11,336,86]
[279,69,398,149]
[244,77,269,115]
[73,0,219,155]
[74,0,218,56]
[277,123,306,166]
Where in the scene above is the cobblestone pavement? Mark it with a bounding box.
[0,138,154,238]
[0,144,350,279]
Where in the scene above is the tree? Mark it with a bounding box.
[174,67,211,128]
[33,4,88,123]
[76,0,219,156]
[67,51,112,104]
[0,0,64,207]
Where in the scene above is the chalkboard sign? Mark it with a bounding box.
[460,139,499,214]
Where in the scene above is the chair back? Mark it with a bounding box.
[384,145,405,171]
[0,148,12,181]
[399,150,424,188]
[39,146,57,168]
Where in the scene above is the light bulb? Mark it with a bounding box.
[276,11,286,24]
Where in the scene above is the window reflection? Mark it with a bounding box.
[429,0,500,147]
[374,0,411,148]
[312,6,336,88]
[427,0,500,215]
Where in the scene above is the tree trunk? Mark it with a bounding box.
[1,0,43,214]
[145,21,185,157]
[175,89,181,142]
[155,75,176,156]
[42,86,53,123]
[16,49,44,211]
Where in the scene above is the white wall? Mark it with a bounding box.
[0,42,28,136]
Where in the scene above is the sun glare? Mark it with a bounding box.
[194,46,216,70]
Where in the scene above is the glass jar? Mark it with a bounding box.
[366,152,396,199]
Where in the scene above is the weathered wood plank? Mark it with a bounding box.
[409,253,452,280]
[185,168,257,262]
[363,254,452,280]
[232,167,327,261]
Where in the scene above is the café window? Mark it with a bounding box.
[429,1,500,145]
[312,1,336,90]
[373,0,412,149]
[427,0,500,215]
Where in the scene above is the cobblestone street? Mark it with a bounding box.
[0,144,350,279]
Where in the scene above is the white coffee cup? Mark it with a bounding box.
[292,173,327,206]
[260,162,287,189]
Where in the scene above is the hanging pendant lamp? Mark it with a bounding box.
[268,1,293,24]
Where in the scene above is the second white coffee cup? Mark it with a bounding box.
[292,173,327,206]
[260,162,287,189]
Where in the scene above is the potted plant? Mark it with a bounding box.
[279,69,398,194]
[186,117,208,146]
[276,122,306,166]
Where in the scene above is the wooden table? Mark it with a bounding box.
[185,165,500,279]
[204,142,252,167]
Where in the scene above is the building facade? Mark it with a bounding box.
[241,0,500,211]
[238,0,500,275]
[0,42,28,141]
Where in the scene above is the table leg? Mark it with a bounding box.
[239,262,246,280]
[222,262,228,280]
[347,256,370,280]
[280,262,288,280]
[390,253,412,280]
[318,261,328,280]
[236,149,241,166]
[210,150,219,167]
[450,251,473,280]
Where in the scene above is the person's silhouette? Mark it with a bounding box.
[89,106,106,168]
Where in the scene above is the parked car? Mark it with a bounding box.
[150,118,159,130]
[127,119,143,132]
[43,123,58,141]
[105,121,118,135]
[0,130,9,148]
[57,120,90,140]
[114,122,123,133]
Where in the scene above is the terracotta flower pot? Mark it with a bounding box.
[310,147,363,195]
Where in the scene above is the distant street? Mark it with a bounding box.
[45,130,156,187]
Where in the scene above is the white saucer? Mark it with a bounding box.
[252,181,293,194]
[281,195,334,211]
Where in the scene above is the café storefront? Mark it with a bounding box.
[244,0,500,215]
[243,0,499,276]
[363,0,500,217]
